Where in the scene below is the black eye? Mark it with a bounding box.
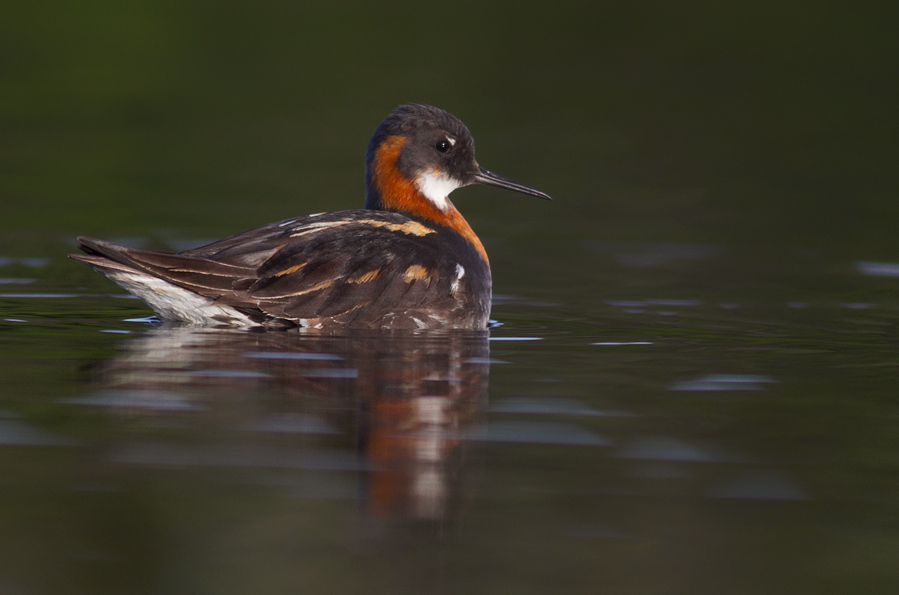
[435,139,451,153]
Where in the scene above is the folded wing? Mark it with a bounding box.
[72,210,469,327]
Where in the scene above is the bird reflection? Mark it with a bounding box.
[82,326,489,524]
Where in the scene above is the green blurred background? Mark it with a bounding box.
[3,2,897,237]
[1,0,898,299]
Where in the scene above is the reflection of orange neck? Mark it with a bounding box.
[372,135,488,263]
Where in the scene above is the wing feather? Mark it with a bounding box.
[75,210,466,326]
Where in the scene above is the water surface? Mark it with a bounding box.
[3,2,899,593]
[2,250,899,593]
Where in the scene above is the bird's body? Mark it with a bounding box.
[71,104,550,330]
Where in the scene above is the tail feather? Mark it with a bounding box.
[68,237,262,326]
[69,237,254,293]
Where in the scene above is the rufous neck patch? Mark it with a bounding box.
[372,135,488,262]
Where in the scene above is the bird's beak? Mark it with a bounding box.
[473,166,552,200]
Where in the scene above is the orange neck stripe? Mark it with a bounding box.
[372,135,488,262]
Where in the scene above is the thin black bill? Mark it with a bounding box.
[473,167,552,200]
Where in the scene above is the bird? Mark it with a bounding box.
[70,103,551,330]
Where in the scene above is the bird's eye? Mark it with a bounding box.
[435,139,451,153]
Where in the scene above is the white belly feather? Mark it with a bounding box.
[106,271,256,327]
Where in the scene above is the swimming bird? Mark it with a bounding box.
[70,103,551,330]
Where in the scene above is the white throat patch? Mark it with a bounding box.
[415,171,462,211]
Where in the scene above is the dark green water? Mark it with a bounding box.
[3,2,899,593]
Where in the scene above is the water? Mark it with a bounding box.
[4,2,899,593]
[3,258,899,593]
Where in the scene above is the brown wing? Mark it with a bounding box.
[73,210,485,327]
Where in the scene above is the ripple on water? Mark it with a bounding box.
[301,368,359,379]
[669,374,777,391]
[0,278,36,285]
[187,369,272,379]
[856,261,899,277]
[461,421,610,446]
[0,419,75,447]
[61,390,205,412]
[615,436,749,464]
[241,414,340,435]
[709,470,809,501]
[464,357,510,365]
[0,293,82,298]
[0,257,50,267]
[110,443,367,471]
[490,397,634,418]
[243,351,343,361]
[616,437,713,463]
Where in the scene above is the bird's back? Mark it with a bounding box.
[72,209,491,329]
